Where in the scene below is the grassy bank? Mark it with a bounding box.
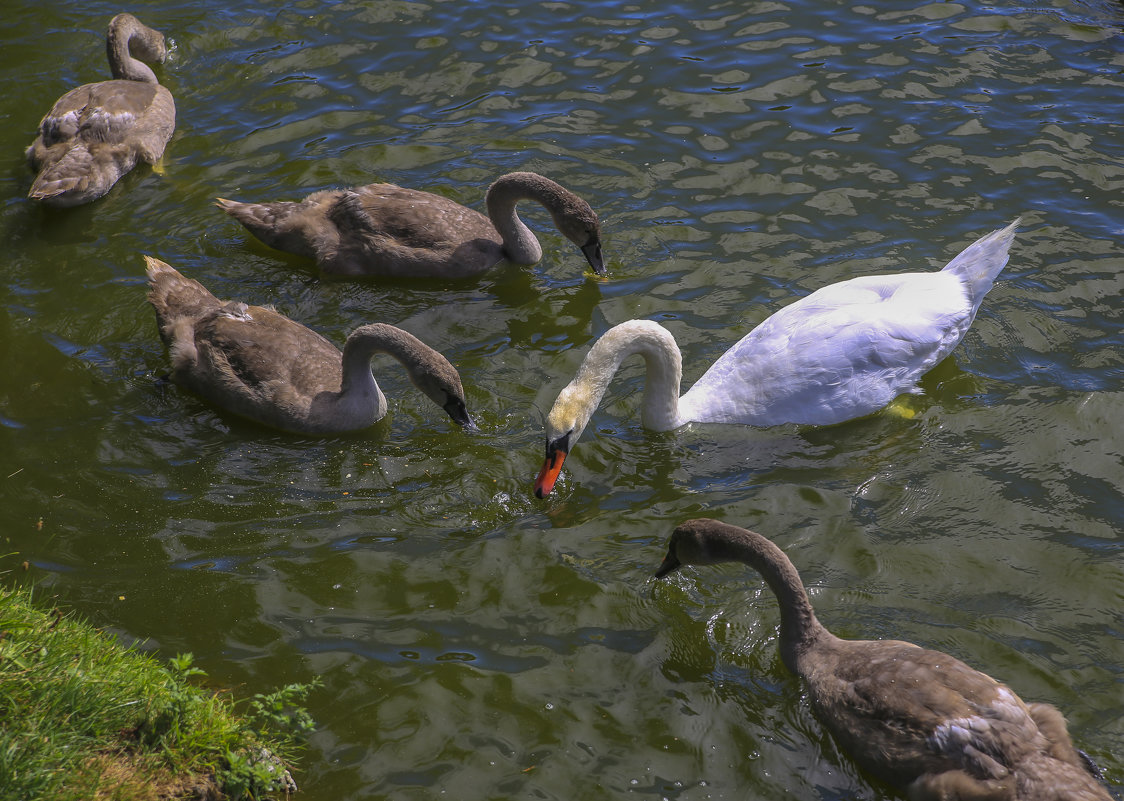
[0,583,315,800]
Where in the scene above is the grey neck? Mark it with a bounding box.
[484,172,577,264]
[707,522,827,675]
[107,14,164,83]
[339,323,433,395]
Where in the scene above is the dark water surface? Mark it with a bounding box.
[2,0,1122,798]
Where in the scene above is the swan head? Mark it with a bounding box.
[343,323,477,431]
[440,390,477,431]
[107,14,168,81]
[533,381,596,498]
[655,519,741,578]
[406,356,477,431]
[551,198,605,275]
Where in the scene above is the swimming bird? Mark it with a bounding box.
[215,171,605,279]
[533,220,1018,497]
[144,256,474,434]
[26,13,176,207]
[655,518,1112,801]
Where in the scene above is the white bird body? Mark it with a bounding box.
[680,267,977,427]
[534,220,1018,496]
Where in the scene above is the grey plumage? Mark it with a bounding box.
[656,519,1111,801]
[26,13,175,207]
[144,256,474,434]
[216,171,605,279]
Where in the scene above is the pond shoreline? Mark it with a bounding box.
[0,582,310,800]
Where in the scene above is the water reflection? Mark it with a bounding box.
[1,0,1122,798]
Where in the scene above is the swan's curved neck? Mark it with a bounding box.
[343,321,427,379]
[706,523,827,675]
[107,14,164,83]
[338,323,438,418]
[568,320,685,433]
[484,172,577,265]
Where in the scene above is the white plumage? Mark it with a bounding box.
[534,220,1019,497]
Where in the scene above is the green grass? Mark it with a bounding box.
[0,584,317,800]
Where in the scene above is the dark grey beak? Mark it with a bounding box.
[654,550,681,579]
[445,398,477,431]
[581,239,606,275]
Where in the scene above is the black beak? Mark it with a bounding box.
[581,239,606,275]
[654,550,681,578]
[445,398,477,431]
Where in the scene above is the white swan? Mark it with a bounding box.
[534,220,1019,497]
[655,518,1112,800]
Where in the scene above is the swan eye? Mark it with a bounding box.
[545,430,571,458]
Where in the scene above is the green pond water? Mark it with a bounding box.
[1,0,1121,799]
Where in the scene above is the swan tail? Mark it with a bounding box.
[940,218,1020,311]
[144,255,222,333]
[215,196,324,259]
[28,143,127,207]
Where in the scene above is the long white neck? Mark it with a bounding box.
[553,320,686,437]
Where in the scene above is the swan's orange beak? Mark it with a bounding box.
[533,434,570,499]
